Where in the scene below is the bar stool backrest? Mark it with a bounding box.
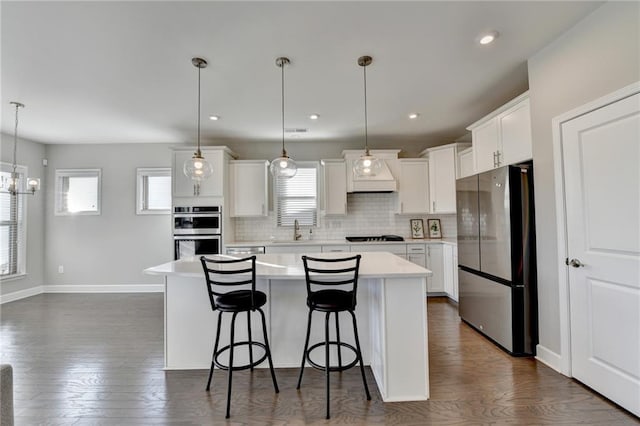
[301,254,362,308]
[200,255,257,311]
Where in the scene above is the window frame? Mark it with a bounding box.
[54,168,102,216]
[0,162,28,278]
[274,161,319,227]
[136,167,171,215]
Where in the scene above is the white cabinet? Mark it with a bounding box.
[321,245,350,253]
[452,246,459,302]
[442,244,456,301]
[229,160,268,217]
[397,159,430,214]
[321,160,347,215]
[421,143,469,213]
[350,244,407,257]
[172,147,235,198]
[264,244,310,255]
[457,147,474,179]
[406,243,426,267]
[426,243,444,294]
[468,92,532,174]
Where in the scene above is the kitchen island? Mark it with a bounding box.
[145,251,431,402]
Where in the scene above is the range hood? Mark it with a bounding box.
[342,149,400,193]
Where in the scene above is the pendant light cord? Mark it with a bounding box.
[196,64,202,156]
[363,63,369,155]
[281,60,286,156]
[12,103,19,175]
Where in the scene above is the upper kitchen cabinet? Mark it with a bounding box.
[321,159,347,215]
[457,147,474,179]
[397,159,430,215]
[421,143,470,214]
[172,147,236,199]
[467,92,532,174]
[229,160,268,217]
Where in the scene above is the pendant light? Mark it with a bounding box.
[353,55,382,177]
[269,57,297,178]
[183,57,213,182]
[2,102,40,196]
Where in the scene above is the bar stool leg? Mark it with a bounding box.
[335,313,342,369]
[258,308,279,393]
[296,309,313,389]
[350,310,371,400]
[247,310,254,371]
[226,312,238,419]
[325,311,331,419]
[207,311,224,391]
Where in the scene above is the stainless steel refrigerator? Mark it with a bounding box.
[456,162,538,356]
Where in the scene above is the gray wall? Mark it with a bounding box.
[528,2,639,355]
[44,143,173,286]
[0,133,46,296]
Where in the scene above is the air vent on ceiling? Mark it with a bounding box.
[284,128,308,133]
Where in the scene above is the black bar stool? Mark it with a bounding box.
[296,254,371,419]
[200,255,279,419]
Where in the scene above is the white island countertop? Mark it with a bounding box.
[145,251,432,280]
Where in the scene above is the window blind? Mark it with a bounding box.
[0,169,25,276]
[276,167,318,227]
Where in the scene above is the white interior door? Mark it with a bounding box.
[562,92,640,417]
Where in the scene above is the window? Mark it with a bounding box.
[0,162,27,277]
[136,168,171,215]
[275,164,318,227]
[55,169,101,215]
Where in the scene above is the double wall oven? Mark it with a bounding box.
[173,206,222,260]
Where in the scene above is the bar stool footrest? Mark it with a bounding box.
[306,341,359,372]
[213,341,268,371]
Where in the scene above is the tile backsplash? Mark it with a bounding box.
[233,192,457,242]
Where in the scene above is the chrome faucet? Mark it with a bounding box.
[293,219,302,241]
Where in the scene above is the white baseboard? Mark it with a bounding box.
[0,285,44,304]
[535,344,567,376]
[44,284,164,293]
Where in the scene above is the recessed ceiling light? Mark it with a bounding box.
[409,113,419,119]
[479,31,499,45]
[309,114,320,120]
[209,115,220,121]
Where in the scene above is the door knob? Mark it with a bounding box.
[566,258,585,268]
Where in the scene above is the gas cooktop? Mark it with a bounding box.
[345,235,405,242]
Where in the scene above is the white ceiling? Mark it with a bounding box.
[1,1,602,147]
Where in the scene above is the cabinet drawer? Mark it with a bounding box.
[350,244,406,256]
[321,245,350,253]
[407,244,426,254]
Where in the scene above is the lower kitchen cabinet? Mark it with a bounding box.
[406,243,426,267]
[426,243,444,294]
[321,245,350,253]
[442,244,457,301]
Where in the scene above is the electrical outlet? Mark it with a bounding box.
[58,265,64,274]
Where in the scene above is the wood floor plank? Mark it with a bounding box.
[0,293,637,424]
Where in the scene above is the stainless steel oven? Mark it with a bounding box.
[174,235,222,260]
[173,206,221,235]
[173,206,223,260]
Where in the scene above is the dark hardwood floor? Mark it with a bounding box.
[0,294,637,425]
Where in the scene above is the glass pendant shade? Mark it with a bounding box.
[183,152,213,182]
[4,101,40,196]
[354,152,383,177]
[270,151,297,178]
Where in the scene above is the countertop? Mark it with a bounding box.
[226,238,457,247]
[145,252,432,280]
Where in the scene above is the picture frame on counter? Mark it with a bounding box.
[410,219,425,239]
[428,219,442,239]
